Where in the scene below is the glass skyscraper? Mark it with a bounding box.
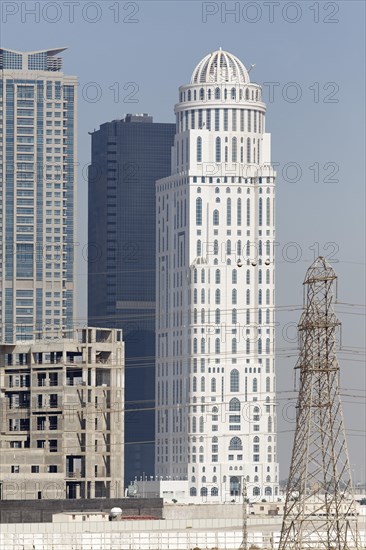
[0,48,77,343]
[88,114,175,484]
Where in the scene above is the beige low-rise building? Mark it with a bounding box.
[0,327,124,500]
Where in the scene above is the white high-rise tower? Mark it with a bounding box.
[156,49,279,502]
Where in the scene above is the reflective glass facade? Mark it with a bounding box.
[88,115,175,484]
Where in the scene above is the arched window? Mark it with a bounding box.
[253,487,260,496]
[259,289,262,305]
[266,289,270,305]
[246,309,250,325]
[200,88,204,100]
[200,487,207,496]
[197,136,202,162]
[192,416,197,432]
[214,240,219,255]
[268,416,273,432]
[193,308,198,324]
[266,240,271,256]
[199,416,204,433]
[258,269,262,284]
[253,378,258,392]
[188,90,192,101]
[232,308,237,324]
[246,338,250,354]
[215,289,220,305]
[231,87,236,100]
[201,376,205,392]
[245,88,249,100]
[246,198,250,226]
[265,487,272,496]
[211,487,218,496]
[215,87,220,99]
[215,309,220,324]
[266,197,270,225]
[266,308,270,324]
[246,289,250,305]
[208,89,212,100]
[237,198,242,225]
[215,269,220,284]
[211,378,216,392]
[215,338,220,354]
[194,90,197,100]
[201,269,205,283]
[201,288,205,303]
[190,487,197,496]
[232,137,237,162]
[213,209,219,226]
[229,397,240,411]
[201,308,205,323]
[266,269,270,284]
[215,186,219,193]
[247,137,251,163]
[229,436,242,450]
[237,240,242,257]
[197,240,202,256]
[232,288,237,304]
[193,289,197,304]
[232,269,237,284]
[196,197,202,226]
[215,137,221,162]
[258,309,262,324]
[193,338,198,353]
[201,338,205,353]
[226,239,231,255]
[258,338,262,354]
[230,369,239,392]
[266,377,270,392]
[193,268,198,283]
[266,475,271,483]
[259,197,263,226]
[193,376,197,392]
[227,198,231,225]
[232,338,237,354]
[259,240,262,256]
[191,476,196,483]
[246,269,250,284]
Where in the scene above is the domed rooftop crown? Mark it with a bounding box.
[191,48,250,85]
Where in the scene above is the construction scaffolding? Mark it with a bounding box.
[278,257,361,549]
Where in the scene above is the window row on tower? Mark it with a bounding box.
[190,338,272,356]
[195,136,261,165]
[196,197,272,227]
[179,86,261,104]
[177,108,264,134]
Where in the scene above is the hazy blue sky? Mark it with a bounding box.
[2,0,365,479]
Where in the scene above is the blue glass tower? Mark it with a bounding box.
[0,48,77,342]
[88,115,175,484]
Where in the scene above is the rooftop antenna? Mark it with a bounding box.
[248,64,256,73]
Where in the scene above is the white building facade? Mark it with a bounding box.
[156,50,279,502]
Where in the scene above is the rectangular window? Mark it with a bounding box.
[215,109,220,131]
[206,109,211,130]
[232,109,237,131]
[11,465,20,473]
[31,465,40,473]
[224,109,228,131]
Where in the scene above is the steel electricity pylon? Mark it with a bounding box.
[278,257,361,550]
